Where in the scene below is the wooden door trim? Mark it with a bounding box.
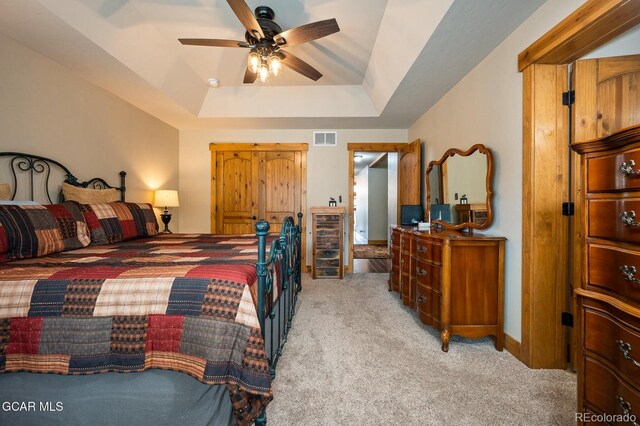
[210,143,308,268]
[346,141,418,273]
[518,0,640,368]
[209,143,308,152]
[518,0,640,71]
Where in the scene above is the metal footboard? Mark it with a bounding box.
[254,213,303,425]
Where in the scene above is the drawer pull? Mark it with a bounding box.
[417,245,427,254]
[417,295,428,303]
[620,160,640,177]
[616,340,640,367]
[621,211,640,227]
[620,265,640,285]
[617,396,640,426]
[416,267,427,277]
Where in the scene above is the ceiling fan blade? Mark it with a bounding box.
[275,19,340,46]
[179,38,248,48]
[243,67,257,84]
[281,50,322,81]
[227,0,265,40]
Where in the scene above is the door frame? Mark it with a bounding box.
[518,0,640,368]
[209,142,308,266]
[347,141,420,273]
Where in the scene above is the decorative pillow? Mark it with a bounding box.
[0,183,10,201]
[62,182,119,204]
[0,202,91,262]
[81,202,159,244]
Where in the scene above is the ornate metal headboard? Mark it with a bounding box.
[0,152,126,204]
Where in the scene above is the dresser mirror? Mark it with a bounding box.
[426,144,494,231]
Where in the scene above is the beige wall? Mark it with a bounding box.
[0,33,179,224]
[178,128,407,263]
[408,0,587,342]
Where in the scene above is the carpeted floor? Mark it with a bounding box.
[353,244,389,259]
[267,273,576,425]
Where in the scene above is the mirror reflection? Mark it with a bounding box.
[426,145,493,230]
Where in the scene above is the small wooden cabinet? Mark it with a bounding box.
[389,226,505,352]
[311,207,345,279]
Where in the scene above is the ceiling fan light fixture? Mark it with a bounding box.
[248,50,260,74]
[258,62,270,83]
[268,53,282,76]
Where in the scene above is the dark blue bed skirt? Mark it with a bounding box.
[0,369,234,426]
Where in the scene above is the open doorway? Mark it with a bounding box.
[347,141,421,274]
[352,152,395,273]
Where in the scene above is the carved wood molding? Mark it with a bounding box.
[426,143,494,231]
[571,123,640,154]
[518,0,640,72]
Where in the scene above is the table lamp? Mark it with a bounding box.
[154,190,179,233]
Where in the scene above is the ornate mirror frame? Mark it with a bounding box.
[425,144,494,231]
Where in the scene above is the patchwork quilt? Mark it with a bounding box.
[0,233,276,425]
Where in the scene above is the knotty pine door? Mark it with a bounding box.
[210,144,307,236]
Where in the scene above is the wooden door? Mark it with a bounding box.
[259,151,305,234]
[213,151,259,234]
[210,143,308,270]
[398,139,422,219]
[574,54,640,144]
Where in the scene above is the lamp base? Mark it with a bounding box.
[160,211,172,234]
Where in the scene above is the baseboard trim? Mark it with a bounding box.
[505,333,524,364]
[367,240,388,245]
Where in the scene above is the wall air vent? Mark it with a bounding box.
[313,131,337,146]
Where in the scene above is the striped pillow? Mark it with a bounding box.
[81,202,159,244]
[0,202,91,262]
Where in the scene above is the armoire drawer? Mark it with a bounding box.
[589,199,640,243]
[587,148,640,193]
[589,244,640,305]
[584,304,640,386]
[584,357,640,421]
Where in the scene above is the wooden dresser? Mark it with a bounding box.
[311,207,345,279]
[389,226,505,351]
[573,125,640,421]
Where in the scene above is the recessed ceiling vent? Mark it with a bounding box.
[313,131,337,146]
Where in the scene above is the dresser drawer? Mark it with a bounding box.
[413,259,429,285]
[584,303,640,385]
[416,284,433,325]
[414,237,442,264]
[589,199,640,243]
[589,244,640,304]
[391,229,401,247]
[588,148,640,193]
[401,252,411,275]
[315,214,340,223]
[584,357,640,421]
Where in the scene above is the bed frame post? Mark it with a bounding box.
[297,212,303,292]
[255,219,269,334]
[119,171,127,201]
[254,219,270,426]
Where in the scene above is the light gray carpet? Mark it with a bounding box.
[267,273,576,425]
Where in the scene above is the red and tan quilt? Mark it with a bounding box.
[0,233,276,425]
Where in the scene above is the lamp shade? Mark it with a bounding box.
[154,190,179,208]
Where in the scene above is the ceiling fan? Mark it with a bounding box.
[179,0,340,84]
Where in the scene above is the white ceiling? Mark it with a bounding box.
[0,0,546,129]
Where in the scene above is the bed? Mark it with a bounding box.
[0,152,302,426]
